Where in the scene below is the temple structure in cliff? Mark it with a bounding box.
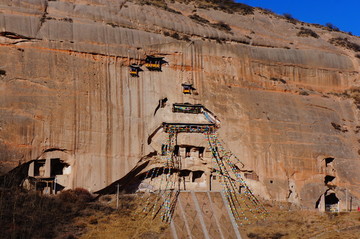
[129,102,267,224]
[24,158,71,194]
[145,55,164,71]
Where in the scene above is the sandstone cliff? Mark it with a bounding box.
[1,0,360,209]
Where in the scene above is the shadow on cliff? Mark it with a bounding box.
[0,161,31,188]
[95,160,151,195]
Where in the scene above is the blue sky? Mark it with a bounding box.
[235,0,360,36]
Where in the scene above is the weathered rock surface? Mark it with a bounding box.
[1,0,360,208]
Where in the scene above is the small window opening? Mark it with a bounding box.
[185,147,191,158]
[325,157,335,167]
[173,145,179,156]
[270,180,273,184]
[34,160,46,177]
[192,171,204,182]
[199,147,204,158]
[324,175,336,185]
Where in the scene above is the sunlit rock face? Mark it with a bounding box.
[1,0,360,209]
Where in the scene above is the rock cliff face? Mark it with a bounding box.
[1,0,360,209]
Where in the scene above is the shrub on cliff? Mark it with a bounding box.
[189,14,232,34]
[329,37,360,52]
[189,14,210,24]
[212,21,232,33]
[283,13,297,24]
[325,22,340,31]
[170,32,181,40]
[297,27,319,38]
[137,0,182,14]
[188,0,254,15]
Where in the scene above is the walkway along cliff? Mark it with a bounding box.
[1,0,360,212]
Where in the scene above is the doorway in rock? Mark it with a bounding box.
[325,192,339,212]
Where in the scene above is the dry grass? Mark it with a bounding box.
[242,202,360,239]
[0,188,96,239]
[2,189,359,239]
[0,188,168,239]
[79,194,168,239]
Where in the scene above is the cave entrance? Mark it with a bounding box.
[325,192,339,212]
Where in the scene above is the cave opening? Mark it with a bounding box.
[325,157,335,167]
[324,175,336,185]
[325,193,339,212]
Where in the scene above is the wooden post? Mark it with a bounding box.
[346,189,348,212]
[53,178,57,195]
[116,184,120,209]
